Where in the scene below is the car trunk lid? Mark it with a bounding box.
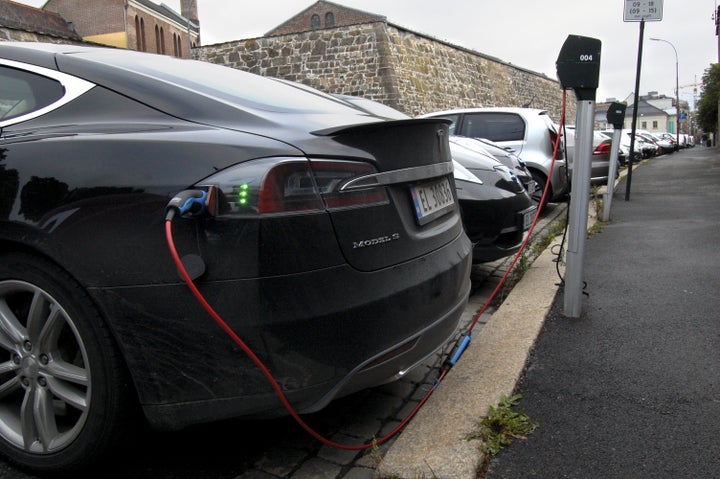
[310,119,464,272]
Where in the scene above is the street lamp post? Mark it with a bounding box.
[650,37,680,148]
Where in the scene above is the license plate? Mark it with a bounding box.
[526,180,537,197]
[410,177,455,225]
[522,207,536,231]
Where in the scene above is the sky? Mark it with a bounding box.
[19,0,719,108]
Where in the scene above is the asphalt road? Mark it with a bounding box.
[485,145,720,478]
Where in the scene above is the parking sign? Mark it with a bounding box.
[624,0,663,21]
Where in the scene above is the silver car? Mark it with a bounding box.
[419,107,569,207]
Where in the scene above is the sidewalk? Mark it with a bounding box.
[380,146,720,478]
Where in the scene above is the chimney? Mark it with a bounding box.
[181,0,199,26]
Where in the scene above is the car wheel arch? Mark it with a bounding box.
[0,248,142,471]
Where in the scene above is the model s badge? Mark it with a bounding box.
[353,233,400,249]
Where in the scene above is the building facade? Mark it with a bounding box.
[42,0,199,57]
[599,92,690,134]
[195,1,573,120]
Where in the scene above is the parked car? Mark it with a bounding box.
[600,129,642,165]
[449,135,537,198]
[449,138,537,263]
[418,107,569,207]
[638,130,673,155]
[563,126,618,184]
[634,133,659,158]
[0,42,473,472]
[332,95,536,263]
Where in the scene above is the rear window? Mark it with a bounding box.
[77,50,355,114]
[463,113,525,142]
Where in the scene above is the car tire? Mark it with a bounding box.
[0,252,136,473]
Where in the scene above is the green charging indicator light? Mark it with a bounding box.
[237,183,249,205]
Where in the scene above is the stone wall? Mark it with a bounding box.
[196,21,576,121]
[196,23,392,102]
[382,26,569,117]
[0,28,84,44]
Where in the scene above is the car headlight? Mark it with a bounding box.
[493,165,521,186]
[452,161,483,184]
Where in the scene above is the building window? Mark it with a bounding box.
[652,120,658,129]
[140,17,146,51]
[135,16,141,50]
[160,27,166,54]
[155,25,160,53]
[325,12,335,27]
[311,14,320,29]
[172,33,182,58]
[641,121,647,129]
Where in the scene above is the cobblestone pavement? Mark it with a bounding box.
[0,203,567,479]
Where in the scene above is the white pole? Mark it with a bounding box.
[564,99,595,318]
[602,128,622,222]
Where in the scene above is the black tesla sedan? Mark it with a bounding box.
[0,42,471,472]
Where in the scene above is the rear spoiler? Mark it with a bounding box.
[311,117,452,136]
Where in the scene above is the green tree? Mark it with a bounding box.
[696,63,720,135]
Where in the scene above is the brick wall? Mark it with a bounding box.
[195,22,574,121]
[126,4,188,56]
[266,2,382,36]
[44,0,124,37]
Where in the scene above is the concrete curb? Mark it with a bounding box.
[377,223,565,479]
[378,167,629,479]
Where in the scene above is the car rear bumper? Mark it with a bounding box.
[92,231,472,429]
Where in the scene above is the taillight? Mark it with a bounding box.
[202,157,387,216]
[593,143,611,155]
[309,159,388,208]
[257,161,324,213]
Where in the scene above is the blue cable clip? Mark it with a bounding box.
[443,332,471,371]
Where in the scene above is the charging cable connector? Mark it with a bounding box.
[165,189,209,221]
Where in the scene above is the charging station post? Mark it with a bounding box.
[556,35,601,318]
[602,102,627,221]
